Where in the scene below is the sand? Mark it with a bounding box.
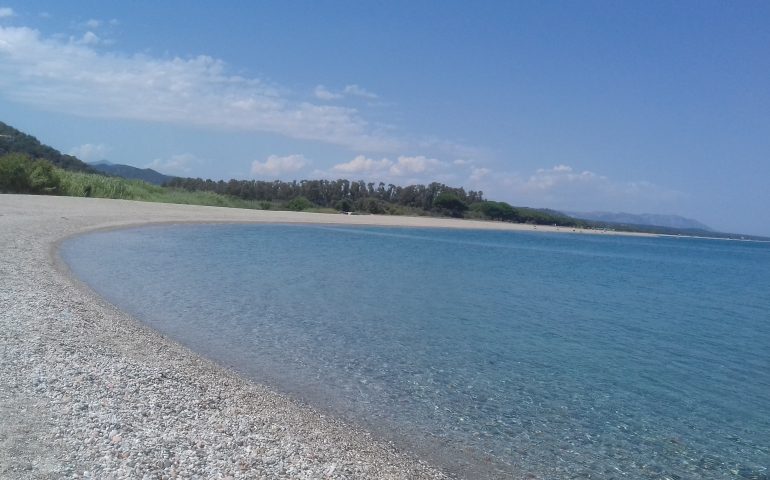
[0,194,647,479]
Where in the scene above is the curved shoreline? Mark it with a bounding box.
[0,194,648,479]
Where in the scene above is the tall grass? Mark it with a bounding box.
[57,170,269,210]
[59,170,161,199]
[51,169,430,215]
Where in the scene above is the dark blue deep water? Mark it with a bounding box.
[61,225,770,479]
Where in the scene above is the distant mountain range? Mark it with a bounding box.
[565,211,713,232]
[89,160,176,185]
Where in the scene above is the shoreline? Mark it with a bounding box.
[0,194,653,479]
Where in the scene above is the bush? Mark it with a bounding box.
[433,192,468,217]
[286,196,313,211]
[0,154,30,192]
[334,198,353,212]
[470,201,518,221]
[0,154,60,194]
[355,197,386,214]
[28,159,61,193]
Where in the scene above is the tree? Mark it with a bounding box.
[0,154,60,194]
[472,201,517,221]
[355,197,385,214]
[286,196,313,211]
[433,192,468,217]
[0,153,30,192]
[334,198,353,212]
[28,159,61,193]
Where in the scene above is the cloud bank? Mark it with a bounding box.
[469,164,684,213]
[69,143,110,162]
[251,154,308,177]
[314,84,379,101]
[146,153,199,174]
[331,155,443,179]
[0,25,400,152]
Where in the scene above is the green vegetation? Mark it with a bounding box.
[90,161,176,185]
[1,121,94,172]
[1,153,582,225]
[433,192,468,217]
[470,201,516,221]
[0,152,585,226]
[286,196,314,211]
[57,168,271,208]
[166,177,484,213]
[0,153,61,194]
[5,116,761,239]
[2,119,588,225]
[3,153,768,240]
[1,154,267,209]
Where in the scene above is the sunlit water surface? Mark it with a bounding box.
[62,225,770,479]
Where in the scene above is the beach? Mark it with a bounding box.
[0,194,644,479]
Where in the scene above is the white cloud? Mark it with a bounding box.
[330,154,443,177]
[388,155,442,176]
[522,165,601,191]
[343,84,378,99]
[0,25,403,152]
[0,7,14,19]
[327,154,445,182]
[314,85,342,101]
[313,84,379,101]
[69,143,110,162]
[469,167,490,182]
[332,155,391,174]
[146,153,198,174]
[76,31,101,45]
[470,164,684,213]
[84,19,102,29]
[251,154,308,176]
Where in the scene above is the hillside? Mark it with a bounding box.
[566,211,713,232]
[0,121,95,173]
[90,161,176,185]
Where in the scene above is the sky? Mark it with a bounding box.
[1,1,769,235]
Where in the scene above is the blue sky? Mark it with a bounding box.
[1,1,769,235]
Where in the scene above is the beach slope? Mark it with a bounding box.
[0,194,637,478]
[1,195,460,479]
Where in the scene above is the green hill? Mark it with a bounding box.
[0,121,95,173]
[90,161,176,185]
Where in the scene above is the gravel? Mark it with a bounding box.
[0,195,458,479]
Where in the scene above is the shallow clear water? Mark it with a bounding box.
[62,225,770,479]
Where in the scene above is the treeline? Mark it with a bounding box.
[469,201,586,227]
[165,176,586,226]
[2,151,587,226]
[0,154,271,208]
[165,177,484,215]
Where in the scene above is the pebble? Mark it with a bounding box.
[0,195,453,479]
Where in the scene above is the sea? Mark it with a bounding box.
[60,224,770,479]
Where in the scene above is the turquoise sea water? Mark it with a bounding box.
[61,225,770,479]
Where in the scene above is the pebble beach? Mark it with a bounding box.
[0,194,640,479]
